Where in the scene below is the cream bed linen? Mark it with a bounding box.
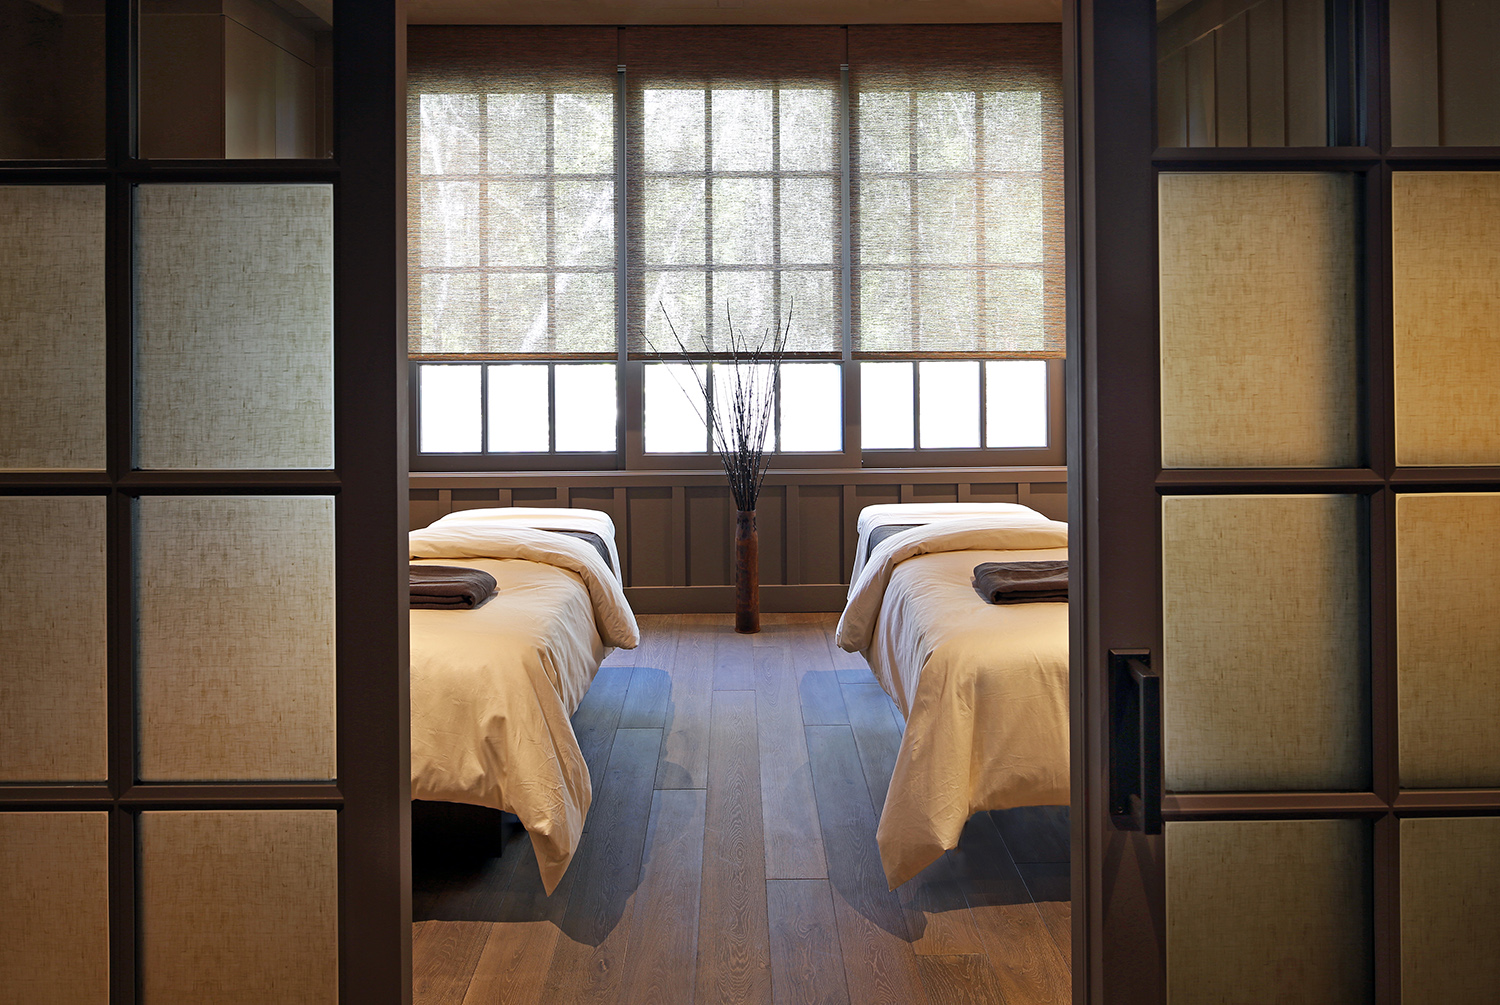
[836,513,1070,889]
[409,519,639,894]
[850,502,1043,585]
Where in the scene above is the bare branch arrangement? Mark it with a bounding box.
[649,302,792,512]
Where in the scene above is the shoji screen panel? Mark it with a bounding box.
[1158,171,1360,469]
[0,813,110,1005]
[1161,494,1368,792]
[1391,171,1500,466]
[1395,492,1500,788]
[138,811,339,1005]
[0,185,107,471]
[1165,819,1372,1004]
[1400,816,1500,1000]
[133,184,335,471]
[0,496,109,782]
[135,496,337,782]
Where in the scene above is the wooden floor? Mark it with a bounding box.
[412,613,1071,1005]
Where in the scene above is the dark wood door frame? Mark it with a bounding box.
[0,3,412,1001]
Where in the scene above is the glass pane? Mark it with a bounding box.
[0,0,104,159]
[1158,0,1332,147]
[644,89,705,172]
[139,0,332,158]
[134,184,334,470]
[555,365,617,452]
[779,364,842,453]
[1397,493,1500,787]
[1166,819,1372,1003]
[0,185,106,470]
[0,497,108,783]
[645,363,708,453]
[710,363,775,453]
[1392,172,1500,466]
[1401,817,1500,1001]
[918,361,980,449]
[136,496,336,782]
[139,811,338,1005]
[419,364,481,453]
[1391,0,1500,146]
[1159,172,1359,468]
[779,88,836,171]
[644,270,709,355]
[554,92,614,174]
[712,89,773,172]
[712,178,774,265]
[488,364,549,453]
[861,362,914,449]
[985,360,1048,448]
[1162,495,1369,791]
[0,812,109,1004]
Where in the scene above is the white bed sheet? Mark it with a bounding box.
[409,515,639,893]
[850,502,1041,586]
[837,511,1070,889]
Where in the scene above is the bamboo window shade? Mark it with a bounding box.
[849,25,1064,359]
[623,26,846,357]
[407,28,620,359]
[407,25,1063,361]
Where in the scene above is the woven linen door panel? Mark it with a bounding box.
[0,496,109,781]
[133,184,334,470]
[1161,494,1368,791]
[1391,172,1500,466]
[1159,172,1359,468]
[135,496,336,782]
[0,185,106,470]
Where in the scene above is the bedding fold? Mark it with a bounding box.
[972,560,1068,605]
[409,564,498,609]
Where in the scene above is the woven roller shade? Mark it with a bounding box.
[849,25,1064,358]
[408,27,620,359]
[624,27,846,357]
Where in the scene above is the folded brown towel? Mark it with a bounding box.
[410,564,498,610]
[973,560,1068,605]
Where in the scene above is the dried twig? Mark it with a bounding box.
[645,301,792,511]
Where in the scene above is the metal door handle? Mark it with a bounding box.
[1109,649,1161,835]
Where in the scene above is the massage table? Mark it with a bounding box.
[836,503,1070,888]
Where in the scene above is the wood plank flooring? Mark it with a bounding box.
[413,614,1070,1004]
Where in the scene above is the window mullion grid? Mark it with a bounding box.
[975,87,988,447]
[547,362,558,452]
[703,84,715,452]
[907,87,921,357]
[615,66,629,468]
[478,92,491,359]
[840,64,857,463]
[545,88,557,448]
[480,360,490,453]
[771,83,783,453]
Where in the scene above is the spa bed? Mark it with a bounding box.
[835,503,1070,888]
[409,507,639,893]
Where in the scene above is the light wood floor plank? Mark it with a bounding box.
[840,682,903,819]
[620,789,708,1003]
[572,665,632,793]
[951,813,1070,1004]
[544,727,663,1003]
[619,615,681,728]
[991,806,1071,865]
[1018,862,1073,967]
[461,838,579,1005]
[412,921,489,1005]
[698,690,773,1005]
[794,623,848,726]
[714,643,759,691]
[755,644,828,880]
[805,724,930,1005]
[657,620,714,789]
[766,880,851,1005]
[915,953,1010,1005]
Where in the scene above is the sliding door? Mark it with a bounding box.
[0,2,408,1002]
[1077,0,1500,1001]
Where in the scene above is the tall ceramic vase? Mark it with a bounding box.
[734,509,760,634]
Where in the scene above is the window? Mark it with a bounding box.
[407,25,1063,470]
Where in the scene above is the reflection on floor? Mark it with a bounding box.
[412,613,1071,1004]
